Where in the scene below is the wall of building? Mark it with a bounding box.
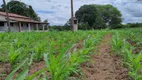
[0,22,46,32]
[11,23,34,32]
[0,22,8,32]
[0,15,7,32]
[11,23,19,32]
[0,15,6,21]
[0,15,48,32]
[21,23,28,31]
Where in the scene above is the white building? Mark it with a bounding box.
[0,12,49,32]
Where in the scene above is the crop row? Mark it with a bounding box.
[112,29,142,80]
[0,31,106,80]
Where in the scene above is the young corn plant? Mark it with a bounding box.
[34,40,48,62]
[34,44,44,61]
[27,51,67,80]
[6,53,34,80]
[0,33,5,42]
[9,43,24,68]
[122,40,133,63]
[129,53,142,80]
[121,39,142,80]
[112,33,123,55]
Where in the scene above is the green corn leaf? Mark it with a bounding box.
[16,66,29,80]
[28,53,35,66]
[26,68,48,80]
[132,53,142,72]
[41,72,49,80]
[44,53,49,67]
[6,59,28,80]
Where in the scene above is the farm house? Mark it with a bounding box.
[0,12,49,32]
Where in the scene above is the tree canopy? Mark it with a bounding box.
[0,1,40,21]
[75,4,122,29]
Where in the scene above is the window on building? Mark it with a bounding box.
[11,23,14,27]
[27,23,29,27]
[74,20,77,24]
[21,23,23,27]
[0,22,4,27]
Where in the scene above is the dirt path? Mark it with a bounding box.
[81,34,129,80]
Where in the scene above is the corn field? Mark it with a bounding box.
[0,28,142,80]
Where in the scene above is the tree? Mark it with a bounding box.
[28,5,40,21]
[43,19,48,23]
[75,5,98,27]
[1,1,40,21]
[99,5,122,28]
[75,4,122,29]
[0,7,4,11]
[64,19,71,27]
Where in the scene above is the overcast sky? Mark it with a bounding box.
[0,0,142,25]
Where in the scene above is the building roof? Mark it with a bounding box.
[0,12,48,24]
[0,12,30,19]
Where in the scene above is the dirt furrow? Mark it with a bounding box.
[81,34,129,80]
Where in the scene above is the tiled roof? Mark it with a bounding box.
[0,12,29,19]
[0,12,48,24]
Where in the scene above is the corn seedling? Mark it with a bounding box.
[112,30,142,80]
[9,43,24,68]
[112,33,123,55]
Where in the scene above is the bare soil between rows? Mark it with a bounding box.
[80,34,129,80]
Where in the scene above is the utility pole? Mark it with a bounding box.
[70,0,78,31]
[3,0,11,32]
[71,0,74,31]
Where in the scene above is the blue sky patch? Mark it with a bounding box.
[37,10,55,14]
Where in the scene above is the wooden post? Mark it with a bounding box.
[3,0,11,32]
[19,22,21,32]
[42,24,45,31]
[36,24,38,31]
[47,24,49,31]
[4,22,7,27]
[28,23,31,31]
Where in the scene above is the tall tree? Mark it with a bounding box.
[28,5,40,21]
[1,1,40,21]
[0,8,3,11]
[99,5,122,28]
[75,4,122,29]
[75,5,98,27]
[43,19,48,23]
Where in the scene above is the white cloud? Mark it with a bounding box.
[0,0,142,25]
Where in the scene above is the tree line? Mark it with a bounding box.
[51,4,142,31]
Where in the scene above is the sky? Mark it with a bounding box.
[0,0,142,25]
